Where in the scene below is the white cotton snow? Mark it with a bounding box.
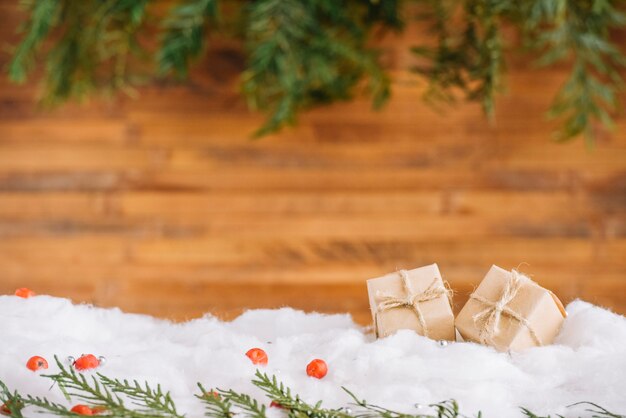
[0,296,625,418]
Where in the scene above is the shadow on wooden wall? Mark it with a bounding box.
[0,1,624,323]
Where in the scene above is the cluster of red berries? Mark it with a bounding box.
[245,348,328,379]
[1,355,107,415]
[9,289,330,415]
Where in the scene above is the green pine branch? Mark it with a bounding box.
[533,0,626,144]
[412,0,626,144]
[252,370,351,418]
[215,388,266,418]
[20,396,78,418]
[158,0,219,78]
[8,0,150,105]
[2,363,626,418]
[5,0,626,142]
[241,0,390,136]
[37,355,182,418]
[343,387,479,418]
[196,384,233,418]
[0,380,25,418]
[7,0,61,84]
[97,374,183,418]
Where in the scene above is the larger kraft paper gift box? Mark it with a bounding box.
[455,265,567,351]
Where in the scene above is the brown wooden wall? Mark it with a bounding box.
[1,2,625,323]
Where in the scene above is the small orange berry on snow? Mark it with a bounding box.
[306,359,328,379]
[73,354,101,371]
[26,356,48,371]
[1,403,11,416]
[70,405,93,415]
[14,288,35,298]
[245,348,268,365]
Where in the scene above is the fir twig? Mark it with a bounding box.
[158,0,219,78]
[42,356,124,410]
[22,395,76,417]
[252,370,350,418]
[242,0,390,136]
[196,383,233,418]
[216,388,266,418]
[0,380,25,418]
[343,387,477,418]
[97,374,183,418]
[39,355,182,418]
[568,401,626,418]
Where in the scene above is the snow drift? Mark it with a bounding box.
[0,295,625,417]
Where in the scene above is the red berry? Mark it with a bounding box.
[73,354,100,371]
[26,356,48,371]
[245,348,268,365]
[306,359,328,379]
[90,406,107,415]
[270,401,286,409]
[15,288,36,298]
[70,405,93,415]
[1,401,23,416]
[205,391,220,399]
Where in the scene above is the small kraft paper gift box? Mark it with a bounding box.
[366,264,455,341]
[455,265,567,351]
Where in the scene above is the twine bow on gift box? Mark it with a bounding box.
[375,270,451,338]
[470,269,543,346]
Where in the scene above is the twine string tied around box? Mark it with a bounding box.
[470,269,542,346]
[375,269,452,338]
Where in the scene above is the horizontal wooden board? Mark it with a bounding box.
[0,0,624,321]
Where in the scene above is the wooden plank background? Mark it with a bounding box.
[0,2,624,324]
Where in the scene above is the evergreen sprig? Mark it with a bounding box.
[0,380,25,418]
[1,366,626,418]
[343,387,478,418]
[158,0,220,79]
[33,355,182,417]
[7,0,625,142]
[215,387,266,418]
[412,0,626,143]
[8,0,150,105]
[252,370,350,418]
[196,384,233,418]
[96,374,182,417]
[241,0,391,136]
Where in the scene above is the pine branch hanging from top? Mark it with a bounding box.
[5,0,626,143]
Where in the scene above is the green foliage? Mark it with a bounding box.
[1,363,625,418]
[8,0,149,105]
[252,370,350,418]
[215,384,267,418]
[96,374,182,417]
[196,384,233,418]
[413,0,506,120]
[28,355,182,417]
[158,0,219,78]
[344,387,476,418]
[8,0,60,84]
[0,380,25,418]
[241,0,391,136]
[412,0,626,143]
[5,0,626,142]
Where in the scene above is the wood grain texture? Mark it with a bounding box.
[0,2,624,324]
